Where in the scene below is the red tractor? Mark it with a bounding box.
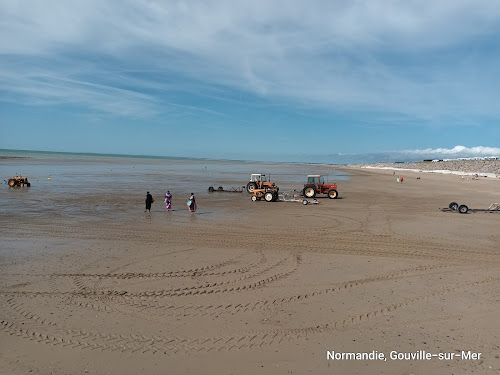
[302,175,338,199]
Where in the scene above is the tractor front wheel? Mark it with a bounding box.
[328,189,338,199]
[303,186,316,198]
[246,182,257,194]
[251,195,257,202]
[264,192,274,202]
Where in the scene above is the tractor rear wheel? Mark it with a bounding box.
[8,179,15,187]
[264,192,274,202]
[449,202,458,211]
[251,195,257,202]
[246,182,257,193]
[303,186,316,198]
[458,205,468,214]
[328,189,338,199]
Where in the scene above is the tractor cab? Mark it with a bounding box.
[307,175,325,185]
[250,174,266,187]
[247,173,275,193]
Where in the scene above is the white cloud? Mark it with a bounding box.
[403,145,500,157]
[1,1,500,119]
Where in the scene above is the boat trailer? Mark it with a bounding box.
[441,202,500,214]
[208,186,244,193]
[279,190,320,205]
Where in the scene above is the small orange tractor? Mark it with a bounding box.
[7,176,31,187]
[250,179,280,202]
[302,175,338,199]
[246,174,276,194]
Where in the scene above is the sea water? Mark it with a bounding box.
[0,149,349,217]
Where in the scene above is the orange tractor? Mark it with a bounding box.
[246,174,276,194]
[7,176,31,187]
[250,180,280,202]
[302,175,338,199]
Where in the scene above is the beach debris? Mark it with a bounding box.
[246,174,276,194]
[6,176,31,187]
[442,202,500,214]
[208,186,243,193]
[303,175,338,199]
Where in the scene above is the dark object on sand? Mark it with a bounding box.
[208,186,243,193]
[7,176,30,187]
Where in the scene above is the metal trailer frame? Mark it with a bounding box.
[278,190,321,205]
[441,202,500,214]
[208,186,244,193]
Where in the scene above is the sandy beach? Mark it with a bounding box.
[1,164,499,375]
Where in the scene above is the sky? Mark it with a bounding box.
[0,0,499,163]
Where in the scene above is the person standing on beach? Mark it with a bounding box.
[164,191,172,211]
[145,191,154,212]
[188,193,196,212]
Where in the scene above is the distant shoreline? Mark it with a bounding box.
[349,160,500,178]
[1,148,499,168]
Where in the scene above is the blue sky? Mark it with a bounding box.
[0,0,499,162]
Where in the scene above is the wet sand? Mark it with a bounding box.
[1,166,499,375]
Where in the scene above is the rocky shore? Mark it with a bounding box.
[352,159,500,177]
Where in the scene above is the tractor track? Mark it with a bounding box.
[2,223,497,264]
[2,276,498,355]
[7,251,264,281]
[0,254,300,299]
[0,261,473,326]
[48,262,465,321]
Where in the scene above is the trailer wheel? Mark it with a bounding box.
[251,195,257,202]
[302,200,308,205]
[328,189,338,199]
[458,205,468,214]
[449,202,459,211]
[264,192,274,202]
[218,186,224,191]
[246,182,257,193]
[303,186,316,198]
[208,186,214,192]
